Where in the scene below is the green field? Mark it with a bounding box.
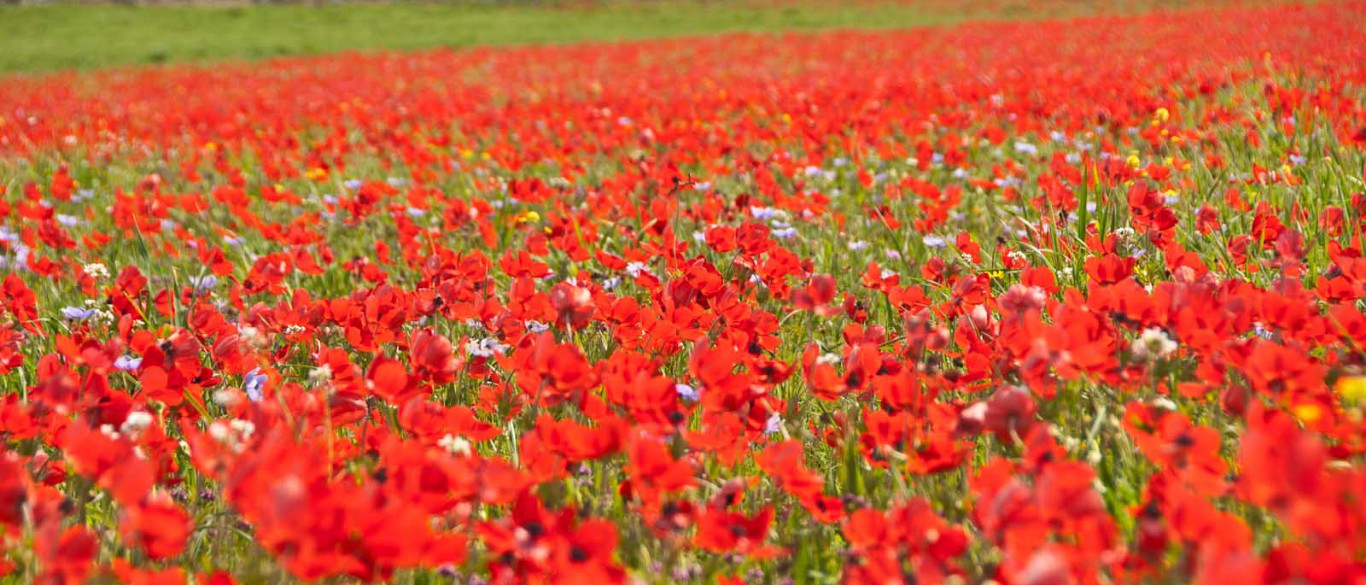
[0,2,970,75]
[0,0,1228,75]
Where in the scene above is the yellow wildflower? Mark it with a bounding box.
[1291,403,1323,424]
[1336,376,1366,404]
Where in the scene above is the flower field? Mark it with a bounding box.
[1,2,1365,583]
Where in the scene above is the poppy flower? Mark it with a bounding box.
[0,3,1363,582]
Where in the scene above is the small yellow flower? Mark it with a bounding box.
[514,211,541,225]
[1291,402,1323,424]
[1126,153,1142,168]
[304,167,328,181]
[1155,107,1170,122]
[1336,376,1366,404]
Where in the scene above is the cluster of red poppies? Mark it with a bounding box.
[0,2,1364,584]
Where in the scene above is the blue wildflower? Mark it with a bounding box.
[675,383,700,402]
[244,369,267,402]
[61,306,98,321]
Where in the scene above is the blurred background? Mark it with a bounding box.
[0,0,1223,75]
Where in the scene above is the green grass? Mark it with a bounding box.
[0,1,981,75]
[0,0,1280,76]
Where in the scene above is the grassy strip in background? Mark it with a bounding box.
[0,0,1229,75]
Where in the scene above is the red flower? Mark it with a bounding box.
[694,506,783,559]
[120,496,192,560]
[551,281,596,330]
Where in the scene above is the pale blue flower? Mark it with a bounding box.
[188,275,218,294]
[625,262,649,278]
[61,307,97,321]
[675,383,700,402]
[244,369,267,402]
[465,338,509,359]
[764,413,783,435]
[750,206,781,221]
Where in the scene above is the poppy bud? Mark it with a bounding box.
[1220,385,1248,416]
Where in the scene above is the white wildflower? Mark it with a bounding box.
[465,338,509,359]
[815,353,842,366]
[1151,397,1179,411]
[438,434,473,457]
[238,326,267,350]
[212,389,240,407]
[120,411,155,437]
[308,364,334,387]
[209,420,255,453]
[82,263,110,280]
[1131,327,1178,360]
[229,419,255,439]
